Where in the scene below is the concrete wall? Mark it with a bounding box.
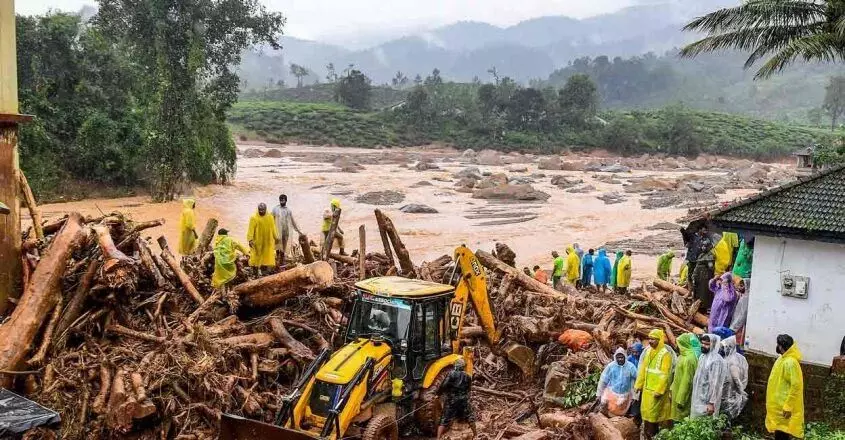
[747,236,845,365]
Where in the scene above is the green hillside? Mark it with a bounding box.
[239,84,407,109]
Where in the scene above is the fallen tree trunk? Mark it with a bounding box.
[137,239,167,288]
[157,236,204,305]
[374,209,416,277]
[538,412,576,429]
[269,318,314,362]
[18,171,44,240]
[375,215,396,270]
[193,218,219,255]
[0,213,85,387]
[218,333,275,349]
[311,246,357,265]
[235,261,334,308]
[53,257,99,344]
[653,278,690,296]
[589,413,624,440]
[123,218,165,239]
[358,225,366,281]
[299,234,314,264]
[93,225,138,292]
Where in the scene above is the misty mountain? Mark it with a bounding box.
[237,0,740,86]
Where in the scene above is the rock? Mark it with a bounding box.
[735,163,768,182]
[583,161,604,172]
[624,177,678,193]
[663,157,680,169]
[597,192,627,205]
[538,156,562,170]
[686,181,708,192]
[333,157,365,173]
[594,174,622,184]
[531,173,547,178]
[472,184,551,202]
[507,164,529,172]
[414,158,440,171]
[476,149,503,166]
[399,204,438,214]
[453,167,482,180]
[263,148,283,158]
[710,185,726,194]
[560,161,583,172]
[599,163,630,173]
[460,148,476,159]
[509,176,536,185]
[566,185,596,193]
[355,191,405,205]
[475,173,509,190]
[243,148,264,158]
[410,181,433,188]
[454,177,477,193]
[551,176,583,188]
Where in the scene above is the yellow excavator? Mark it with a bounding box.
[220,245,533,440]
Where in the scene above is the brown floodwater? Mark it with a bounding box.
[33,145,759,285]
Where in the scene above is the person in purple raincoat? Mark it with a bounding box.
[708,272,738,332]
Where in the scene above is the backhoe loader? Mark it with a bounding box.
[220,245,533,440]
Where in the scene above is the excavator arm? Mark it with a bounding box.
[449,245,534,376]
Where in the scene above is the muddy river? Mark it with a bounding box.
[35,144,763,284]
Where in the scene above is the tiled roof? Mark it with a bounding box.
[711,164,845,240]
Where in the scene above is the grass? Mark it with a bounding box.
[239,84,408,110]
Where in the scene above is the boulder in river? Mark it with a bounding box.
[475,173,509,190]
[538,156,563,170]
[472,184,551,202]
[475,149,503,166]
[355,190,405,205]
[263,148,283,158]
[243,148,264,158]
[334,157,365,173]
[400,204,439,214]
[453,167,482,180]
[599,163,631,173]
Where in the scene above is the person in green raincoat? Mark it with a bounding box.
[670,333,699,421]
[656,249,675,281]
[732,238,753,279]
[610,250,623,289]
[212,229,248,289]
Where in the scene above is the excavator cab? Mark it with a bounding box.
[221,247,533,440]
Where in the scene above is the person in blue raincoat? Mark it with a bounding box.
[580,249,595,290]
[597,348,639,416]
[593,248,613,294]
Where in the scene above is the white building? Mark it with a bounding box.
[712,164,845,366]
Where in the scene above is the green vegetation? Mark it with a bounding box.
[18,3,284,201]
[239,83,407,109]
[658,418,845,440]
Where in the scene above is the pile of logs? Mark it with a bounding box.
[1,207,706,440]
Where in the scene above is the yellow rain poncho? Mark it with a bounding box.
[714,232,739,276]
[212,235,248,288]
[321,198,342,232]
[178,199,198,254]
[565,246,580,284]
[635,329,673,423]
[247,211,278,267]
[766,343,804,438]
[617,254,632,288]
[679,262,689,287]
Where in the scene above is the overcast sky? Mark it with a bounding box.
[17,0,637,45]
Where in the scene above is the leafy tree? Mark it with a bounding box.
[404,86,432,125]
[96,0,284,200]
[477,84,498,119]
[336,69,372,109]
[807,107,824,127]
[325,62,338,83]
[290,63,310,87]
[505,88,547,132]
[662,105,703,156]
[413,74,423,85]
[424,68,443,87]
[681,0,845,79]
[487,66,499,85]
[823,76,845,130]
[558,74,599,127]
[391,71,408,88]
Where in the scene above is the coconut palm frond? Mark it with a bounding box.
[754,33,841,78]
[684,0,826,33]
[680,23,821,60]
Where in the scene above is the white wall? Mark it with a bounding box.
[747,235,845,365]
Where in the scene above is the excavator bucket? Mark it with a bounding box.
[502,341,535,379]
[219,413,317,440]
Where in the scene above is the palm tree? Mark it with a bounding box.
[680,0,845,79]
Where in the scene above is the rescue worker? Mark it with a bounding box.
[321,198,346,255]
[610,250,623,290]
[212,229,249,312]
[678,261,689,288]
[766,334,804,440]
[713,232,740,276]
[593,248,612,293]
[670,333,699,422]
[272,194,302,267]
[437,358,476,440]
[732,238,753,280]
[634,329,673,439]
[580,249,595,289]
[596,348,638,416]
[656,249,675,281]
[691,334,727,418]
[708,273,738,332]
[692,228,717,312]
[627,341,644,420]
[552,251,564,290]
[565,245,580,286]
[533,265,549,285]
[247,203,278,275]
[179,198,198,254]
[616,250,632,295]
[730,279,750,350]
[720,336,749,420]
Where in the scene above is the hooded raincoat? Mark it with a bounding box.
[670,333,699,421]
[178,199,198,254]
[593,249,612,285]
[732,239,752,279]
[679,262,689,287]
[610,251,623,288]
[597,348,638,416]
[709,272,738,332]
[565,246,580,284]
[247,211,278,267]
[634,329,673,423]
[713,232,739,276]
[691,334,727,418]
[628,343,643,367]
[720,336,748,419]
[656,250,675,281]
[617,254,632,288]
[766,343,804,438]
[212,235,248,288]
[580,253,594,287]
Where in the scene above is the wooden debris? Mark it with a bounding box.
[157,236,204,305]
[234,261,334,307]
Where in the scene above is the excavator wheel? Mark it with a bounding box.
[362,413,398,440]
[415,368,449,435]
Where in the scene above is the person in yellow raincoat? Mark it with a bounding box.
[678,262,689,288]
[321,198,346,255]
[565,245,580,285]
[635,329,673,439]
[616,250,632,295]
[212,229,248,289]
[713,232,739,276]
[247,203,278,273]
[766,334,804,440]
[178,199,198,254]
